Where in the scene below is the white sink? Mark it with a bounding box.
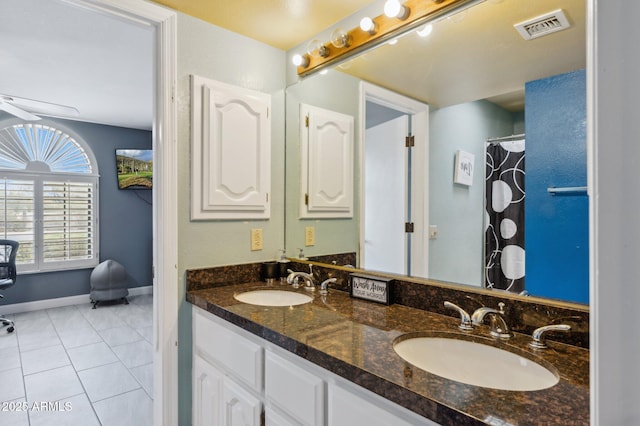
[234,289,313,307]
[393,335,559,391]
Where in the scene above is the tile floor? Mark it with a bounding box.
[0,294,153,426]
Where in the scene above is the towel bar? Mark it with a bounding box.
[547,186,588,195]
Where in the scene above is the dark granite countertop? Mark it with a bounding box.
[187,281,589,426]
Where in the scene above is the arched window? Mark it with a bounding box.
[0,120,99,272]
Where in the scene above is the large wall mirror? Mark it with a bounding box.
[285,0,587,305]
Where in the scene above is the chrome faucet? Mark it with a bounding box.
[529,324,571,349]
[444,301,473,331]
[286,269,315,291]
[319,278,337,294]
[471,302,512,339]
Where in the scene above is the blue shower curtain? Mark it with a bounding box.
[485,140,525,293]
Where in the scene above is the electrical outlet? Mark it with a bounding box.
[429,225,438,240]
[305,226,315,246]
[251,228,263,251]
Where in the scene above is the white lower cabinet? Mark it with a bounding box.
[193,306,440,426]
[193,354,263,426]
[222,378,263,426]
[265,407,298,426]
[193,354,223,426]
[265,350,324,426]
[328,382,439,426]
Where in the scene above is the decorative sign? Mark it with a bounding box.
[454,150,475,186]
[350,273,393,305]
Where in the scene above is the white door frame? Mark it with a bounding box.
[359,82,429,277]
[68,1,178,425]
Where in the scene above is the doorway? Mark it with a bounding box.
[64,1,179,424]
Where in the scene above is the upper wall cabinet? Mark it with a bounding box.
[191,75,271,220]
[299,104,354,219]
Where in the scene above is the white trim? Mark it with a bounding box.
[358,82,430,277]
[0,285,152,315]
[151,8,179,426]
[65,1,179,426]
[587,0,597,423]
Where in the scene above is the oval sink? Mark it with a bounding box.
[393,334,559,391]
[234,289,313,307]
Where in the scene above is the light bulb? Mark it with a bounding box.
[306,39,330,58]
[360,17,376,35]
[292,53,309,67]
[306,39,323,58]
[416,24,433,37]
[330,28,351,48]
[384,0,409,20]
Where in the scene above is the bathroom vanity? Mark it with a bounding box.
[187,265,589,426]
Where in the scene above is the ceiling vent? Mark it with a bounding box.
[514,9,571,41]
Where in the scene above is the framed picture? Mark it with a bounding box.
[115,149,153,190]
[454,150,475,186]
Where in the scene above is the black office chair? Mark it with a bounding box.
[0,240,19,333]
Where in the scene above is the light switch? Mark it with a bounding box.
[305,226,315,246]
[429,225,438,240]
[251,228,263,251]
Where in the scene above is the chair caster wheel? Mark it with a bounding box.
[7,326,14,333]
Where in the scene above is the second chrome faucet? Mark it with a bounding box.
[444,301,513,339]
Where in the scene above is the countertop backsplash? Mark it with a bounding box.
[186,258,589,349]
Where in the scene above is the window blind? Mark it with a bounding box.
[42,181,94,263]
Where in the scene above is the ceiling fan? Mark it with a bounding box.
[0,94,79,121]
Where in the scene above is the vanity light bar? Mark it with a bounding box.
[296,0,476,76]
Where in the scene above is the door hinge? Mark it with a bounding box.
[405,135,415,147]
[266,193,269,203]
[305,115,309,127]
[405,222,414,233]
[305,193,309,205]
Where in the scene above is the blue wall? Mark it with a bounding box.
[525,69,589,304]
[0,114,153,305]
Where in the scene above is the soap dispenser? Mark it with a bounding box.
[277,249,290,282]
[297,248,308,260]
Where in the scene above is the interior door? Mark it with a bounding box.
[363,115,408,274]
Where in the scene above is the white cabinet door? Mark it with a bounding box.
[193,355,223,426]
[191,75,271,220]
[223,378,263,426]
[265,407,299,426]
[328,383,439,426]
[194,308,264,392]
[300,104,354,218]
[265,350,325,426]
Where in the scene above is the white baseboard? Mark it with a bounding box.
[0,285,153,315]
